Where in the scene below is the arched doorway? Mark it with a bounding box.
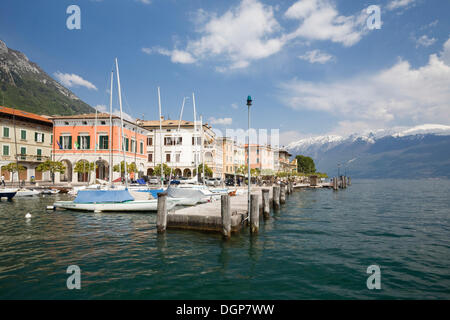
[60,160,72,182]
[76,160,89,183]
[19,166,27,181]
[1,166,10,181]
[95,160,109,181]
[183,168,191,177]
[34,168,42,181]
[147,168,154,176]
[174,168,182,177]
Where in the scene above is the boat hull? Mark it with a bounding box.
[53,199,176,212]
[0,189,17,200]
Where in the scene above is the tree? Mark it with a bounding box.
[74,160,96,183]
[296,155,316,174]
[153,163,171,177]
[36,160,66,183]
[2,162,25,185]
[193,163,213,177]
[113,161,136,173]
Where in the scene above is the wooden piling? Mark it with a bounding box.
[333,177,338,191]
[262,189,270,219]
[273,186,280,210]
[348,177,351,186]
[250,194,259,233]
[221,194,231,238]
[157,192,168,233]
[280,184,286,204]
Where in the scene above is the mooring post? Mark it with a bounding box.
[333,177,338,191]
[280,184,286,204]
[221,194,231,238]
[348,177,351,186]
[250,194,259,233]
[273,186,280,210]
[157,192,168,233]
[262,189,270,219]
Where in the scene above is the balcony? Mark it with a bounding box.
[4,154,51,163]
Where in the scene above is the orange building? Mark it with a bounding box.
[51,113,149,184]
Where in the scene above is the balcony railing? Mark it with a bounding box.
[0,154,50,162]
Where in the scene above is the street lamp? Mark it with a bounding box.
[247,95,252,223]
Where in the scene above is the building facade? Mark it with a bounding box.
[245,144,275,174]
[0,106,53,183]
[139,118,222,178]
[278,149,297,173]
[51,113,149,184]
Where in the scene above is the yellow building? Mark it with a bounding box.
[0,106,53,182]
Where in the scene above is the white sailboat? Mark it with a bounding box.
[54,59,175,213]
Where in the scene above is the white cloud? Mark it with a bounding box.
[136,0,151,4]
[209,117,233,125]
[54,72,97,90]
[386,0,415,11]
[284,0,369,47]
[142,46,196,64]
[148,0,284,71]
[298,49,335,64]
[280,130,306,146]
[231,103,238,109]
[280,37,450,130]
[415,35,437,48]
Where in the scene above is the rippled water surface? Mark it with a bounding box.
[0,179,449,299]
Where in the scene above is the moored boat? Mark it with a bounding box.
[0,188,18,200]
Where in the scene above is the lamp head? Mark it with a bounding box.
[246,95,252,106]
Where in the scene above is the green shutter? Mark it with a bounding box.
[59,136,62,149]
[21,130,26,140]
[4,127,9,138]
[86,136,90,149]
[35,132,38,141]
[42,134,45,143]
[77,136,80,149]
[68,136,72,150]
[126,138,129,151]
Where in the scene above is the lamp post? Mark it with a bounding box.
[247,95,252,223]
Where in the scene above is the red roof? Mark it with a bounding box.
[0,106,52,124]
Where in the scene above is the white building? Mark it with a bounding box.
[139,118,222,178]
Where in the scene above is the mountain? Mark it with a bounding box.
[0,40,93,115]
[287,124,450,179]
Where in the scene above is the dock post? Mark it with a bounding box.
[280,184,286,204]
[273,186,280,210]
[221,194,231,238]
[262,189,270,219]
[348,177,351,186]
[250,194,259,233]
[157,192,168,233]
[333,177,338,191]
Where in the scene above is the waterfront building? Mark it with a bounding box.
[51,113,149,184]
[245,144,275,174]
[138,118,220,178]
[278,149,297,173]
[0,106,53,183]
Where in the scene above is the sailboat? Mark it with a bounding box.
[54,59,176,213]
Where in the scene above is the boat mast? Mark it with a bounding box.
[169,97,187,181]
[200,114,205,184]
[115,58,128,189]
[192,92,197,182]
[109,69,114,187]
[158,87,163,187]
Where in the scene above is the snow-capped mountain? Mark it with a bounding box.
[287,124,450,178]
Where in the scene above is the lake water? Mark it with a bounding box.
[0,179,449,299]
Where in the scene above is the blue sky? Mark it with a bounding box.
[1,0,449,145]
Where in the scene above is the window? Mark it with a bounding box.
[35,132,44,143]
[20,147,26,160]
[37,149,42,161]
[101,121,106,125]
[122,138,129,151]
[192,136,201,145]
[166,153,171,162]
[82,121,87,125]
[3,127,9,138]
[2,145,9,156]
[140,141,144,154]
[21,130,26,140]
[131,140,136,153]
[175,137,182,145]
[50,134,53,145]
[60,136,72,150]
[147,137,153,146]
[164,137,173,146]
[175,153,180,163]
[99,135,109,150]
[148,153,153,162]
[77,136,90,150]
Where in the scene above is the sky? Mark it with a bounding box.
[0,0,449,145]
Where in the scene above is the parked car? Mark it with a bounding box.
[148,176,159,184]
[225,178,235,186]
[206,178,221,186]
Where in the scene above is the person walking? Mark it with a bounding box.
[1,175,5,187]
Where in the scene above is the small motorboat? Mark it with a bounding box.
[41,189,60,195]
[53,189,176,213]
[0,188,18,200]
[15,189,40,197]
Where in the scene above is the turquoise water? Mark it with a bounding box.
[0,179,449,299]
